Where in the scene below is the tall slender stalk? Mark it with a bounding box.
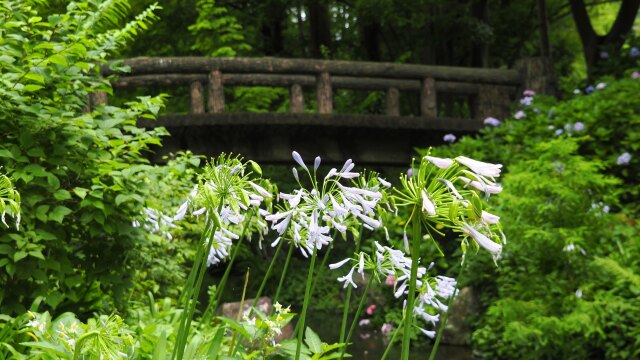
[273,243,295,305]
[173,201,223,360]
[339,230,362,343]
[228,269,250,356]
[427,260,466,360]
[339,274,374,360]
[292,243,333,335]
[401,211,421,360]
[295,245,318,360]
[252,238,285,308]
[381,318,403,360]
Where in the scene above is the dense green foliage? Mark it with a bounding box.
[0,0,182,315]
[1,0,639,359]
[430,75,640,359]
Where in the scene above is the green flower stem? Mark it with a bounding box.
[229,269,250,356]
[292,243,333,335]
[381,320,403,360]
[252,237,285,309]
[273,243,295,305]
[172,221,212,360]
[339,230,363,343]
[401,211,421,360]
[428,260,466,360]
[309,242,333,297]
[174,202,223,360]
[295,244,318,360]
[340,274,374,360]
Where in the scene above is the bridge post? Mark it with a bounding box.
[386,87,400,116]
[420,77,437,118]
[316,71,333,114]
[514,57,556,96]
[290,84,304,113]
[208,70,225,113]
[190,81,205,114]
[472,85,511,121]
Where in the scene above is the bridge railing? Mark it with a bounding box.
[100,57,550,121]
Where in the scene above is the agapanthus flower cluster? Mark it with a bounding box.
[266,152,387,257]
[396,154,505,260]
[174,155,273,266]
[133,207,177,240]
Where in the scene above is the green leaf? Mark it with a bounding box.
[49,206,72,223]
[28,251,45,260]
[13,251,28,262]
[73,187,88,199]
[48,54,67,66]
[0,245,13,255]
[53,189,71,200]
[305,327,323,354]
[36,205,49,222]
[23,84,44,92]
[0,149,16,159]
[152,330,167,360]
[206,327,225,359]
[20,342,67,357]
[24,73,45,84]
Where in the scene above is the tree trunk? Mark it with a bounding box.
[261,0,286,55]
[362,22,381,61]
[569,0,640,78]
[537,0,551,58]
[308,0,332,58]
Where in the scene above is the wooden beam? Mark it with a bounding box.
[317,71,332,114]
[208,70,224,113]
[290,84,304,113]
[190,81,204,114]
[103,57,522,85]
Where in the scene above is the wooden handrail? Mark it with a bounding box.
[102,57,521,85]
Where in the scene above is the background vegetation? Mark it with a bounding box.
[1,0,639,359]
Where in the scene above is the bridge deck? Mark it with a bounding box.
[141,113,479,165]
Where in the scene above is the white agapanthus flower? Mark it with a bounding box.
[265,153,385,257]
[174,157,273,267]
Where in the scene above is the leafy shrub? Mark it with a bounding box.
[429,78,640,358]
[0,0,170,315]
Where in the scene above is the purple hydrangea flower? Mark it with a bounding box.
[520,96,533,106]
[616,152,631,165]
[514,110,526,119]
[595,82,606,90]
[554,129,564,136]
[632,71,640,80]
[443,133,456,143]
[523,89,536,97]
[631,47,639,58]
[483,117,501,126]
[585,86,594,94]
[573,122,585,132]
[600,51,609,59]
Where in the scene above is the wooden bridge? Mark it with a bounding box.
[100,57,553,165]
